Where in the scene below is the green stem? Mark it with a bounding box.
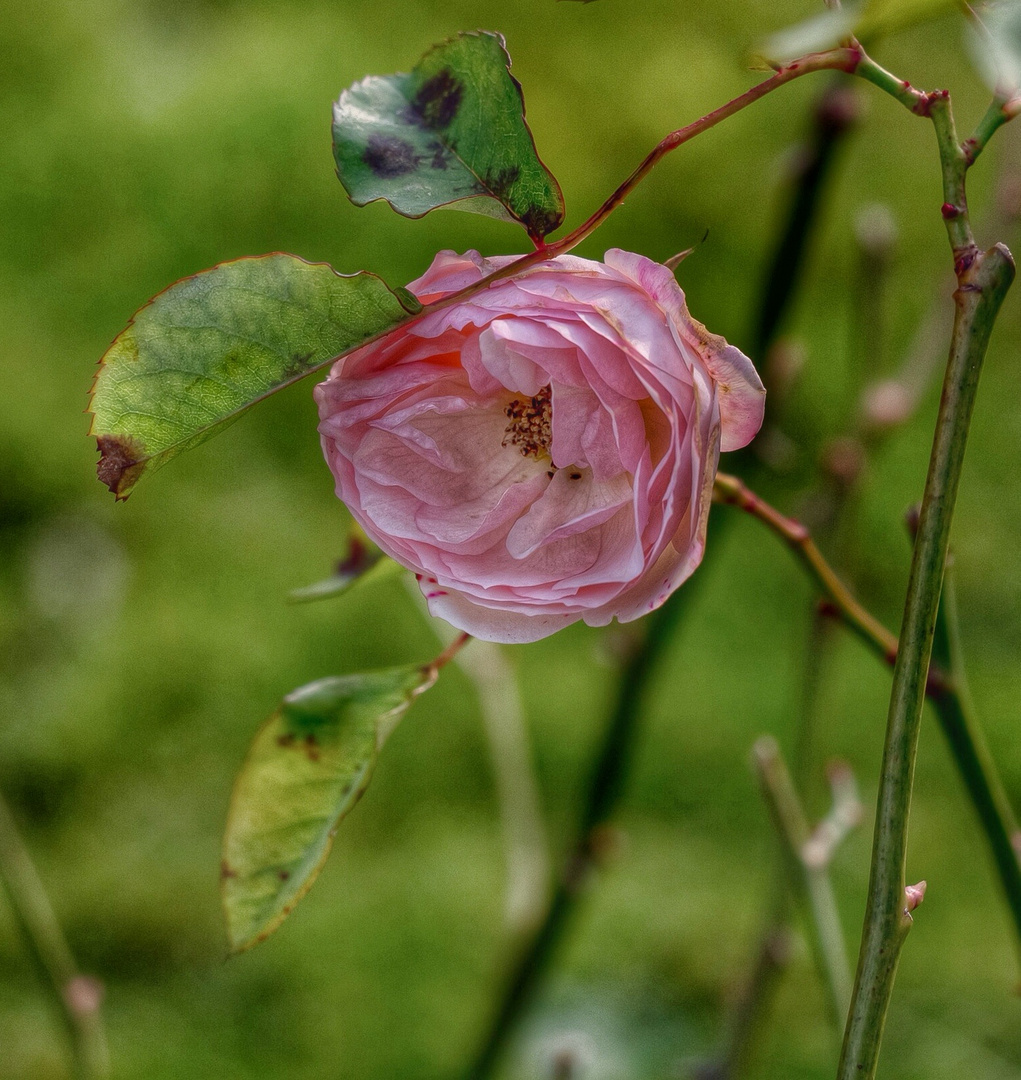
[753,737,854,1026]
[930,563,1021,958]
[928,93,976,256]
[962,97,1012,167]
[836,243,1015,1080]
[0,790,109,1079]
[714,476,1021,961]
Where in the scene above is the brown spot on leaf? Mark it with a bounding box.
[276,733,296,748]
[220,861,237,880]
[408,69,462,130]
[362,135,418,178]
[96,433,146,500]
[520,203,562,242]
[277,869,291,881]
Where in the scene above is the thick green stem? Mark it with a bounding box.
[836,243,1015,1080]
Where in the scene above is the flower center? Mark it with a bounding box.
[502,384,552,460]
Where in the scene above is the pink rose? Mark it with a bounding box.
[315,249,764,644]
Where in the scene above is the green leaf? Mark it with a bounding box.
[89,254,416,499]
[221,666,437,953]
[966,2,1021,94]
[332,30,565,241]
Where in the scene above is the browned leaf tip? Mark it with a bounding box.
[96,433,146,500]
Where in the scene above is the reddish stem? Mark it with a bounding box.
[415,47,862,320]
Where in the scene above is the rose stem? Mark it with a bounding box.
[463,572,704,1080]
[713,468,1021,959]
[751,736,857,1027]
[0,787,109,1079]
[714,473,899,661]
[831,47,1017,1077]
[419,46,866,330]
[431,631,471,671]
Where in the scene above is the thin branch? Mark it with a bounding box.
[712,472,901,667]
[712,471,1021,965]
[752,736,856,1026]
[0,790,109,1079]
[432,631,471,671]
[837,239,1015,1080]
[414,48,864,329]
[544,48,861,256]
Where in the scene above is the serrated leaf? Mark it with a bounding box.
[966,1,1021,95]
[332,30,565,241]
[89,254,415,499]
[221,666,437,953]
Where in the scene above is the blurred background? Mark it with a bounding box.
[2,0,1020,1077]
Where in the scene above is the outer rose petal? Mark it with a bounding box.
[316,249,764,644]
[603,249,765,452]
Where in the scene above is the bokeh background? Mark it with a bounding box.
[2,1,1020,1077]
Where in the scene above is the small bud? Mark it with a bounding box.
[861,379,912,431]
[855,203,898,264]
[904,880,927,914]
[904,503,921,543]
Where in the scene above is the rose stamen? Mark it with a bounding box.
[503,384,553,460]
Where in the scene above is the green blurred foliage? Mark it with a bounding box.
[1,1,1020,1077]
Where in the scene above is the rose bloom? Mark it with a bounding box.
[316,249,764,643]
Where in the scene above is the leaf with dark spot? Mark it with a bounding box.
[407,69,463,130]
[221,666,437,953]
[333,31,564,241]
[89,254,414,499]
[362,134,419,178]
